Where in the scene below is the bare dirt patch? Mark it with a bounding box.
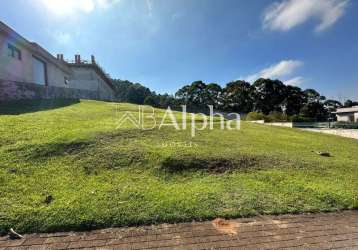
[160,154,272,173]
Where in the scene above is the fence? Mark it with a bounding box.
[249,120,336,129]
[292,122,335,128]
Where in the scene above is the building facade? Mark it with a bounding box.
[335,106,358,123]
[67,55,115,101]
[0,21,115,101]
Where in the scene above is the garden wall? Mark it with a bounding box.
[265,122,293,128]
[0,79,106,101]
[248,120,265,124]
[248,121,334,129]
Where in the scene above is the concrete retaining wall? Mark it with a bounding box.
[248,120,265,124]
[302,128,358,140]
[248,121,329,129]
[0,79,104,101]
[69,67,114,101]
[265,122,293,128]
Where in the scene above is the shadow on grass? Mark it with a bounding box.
[0,99,80,115]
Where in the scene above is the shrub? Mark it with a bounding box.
[291,115,315,122]
[332,122,358,129]
[245,112,266,121]
[266,111,288,122]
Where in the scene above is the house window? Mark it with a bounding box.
[7,43,22,60]
[32,56,47,85]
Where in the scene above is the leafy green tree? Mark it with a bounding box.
[111,79,133,101]
[144,95,159,107]
[303,89,323,103]
[112,79,152,104]
[252,78,286,114]
[175,85,191,105]
[126,83,152,104]
[188,81,207,107]
[203,83,222,109]
[175,81,207,108]
[222,80,253,113]
[114,77,348,122]
[324,99,342,121]
[344,99,358,107]
[298,88,328,121]
[283,85,306,116]
[158,94,173,108]
[299,102,328,121]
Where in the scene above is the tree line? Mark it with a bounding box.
[112,78,358,122]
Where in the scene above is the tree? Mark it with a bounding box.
[111,79,133,101]
[175,85,191,105]
[283,85,306,116]
[126,83,152,104]
[324,99,342,121]
[112,79,152,104]
[175,81,207,108]
[144,95,159,107]
[203,83,222,109]
[252,78,287,114]
[299,102,328,121]
[298,88,328,121]
[158,94,176,108]
[303,89,322,103]
[188,81,207,107]
[114,77,347,122]
[344,99,358,107]
[222,80,253,113]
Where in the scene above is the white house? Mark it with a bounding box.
[334,106,358,122]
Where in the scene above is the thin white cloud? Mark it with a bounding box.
[284,76,304,86]
[96,0,120,9]
[245,60,303,83]
[39,0,119,16]
[263,0,349,32]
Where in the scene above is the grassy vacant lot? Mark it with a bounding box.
[0,100,357,234]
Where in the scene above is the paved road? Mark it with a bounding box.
[1,211,358,249]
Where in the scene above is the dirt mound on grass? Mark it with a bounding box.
[7,141,92,160]
[160,154,268,173]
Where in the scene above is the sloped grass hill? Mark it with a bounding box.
[0,100,357,233]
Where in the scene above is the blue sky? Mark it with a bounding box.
[1,0,357,100]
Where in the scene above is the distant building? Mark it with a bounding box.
[334,106,358,122]
[0,21,115,101]
[65,54,115,101]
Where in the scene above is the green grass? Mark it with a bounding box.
[0,100,357,234]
